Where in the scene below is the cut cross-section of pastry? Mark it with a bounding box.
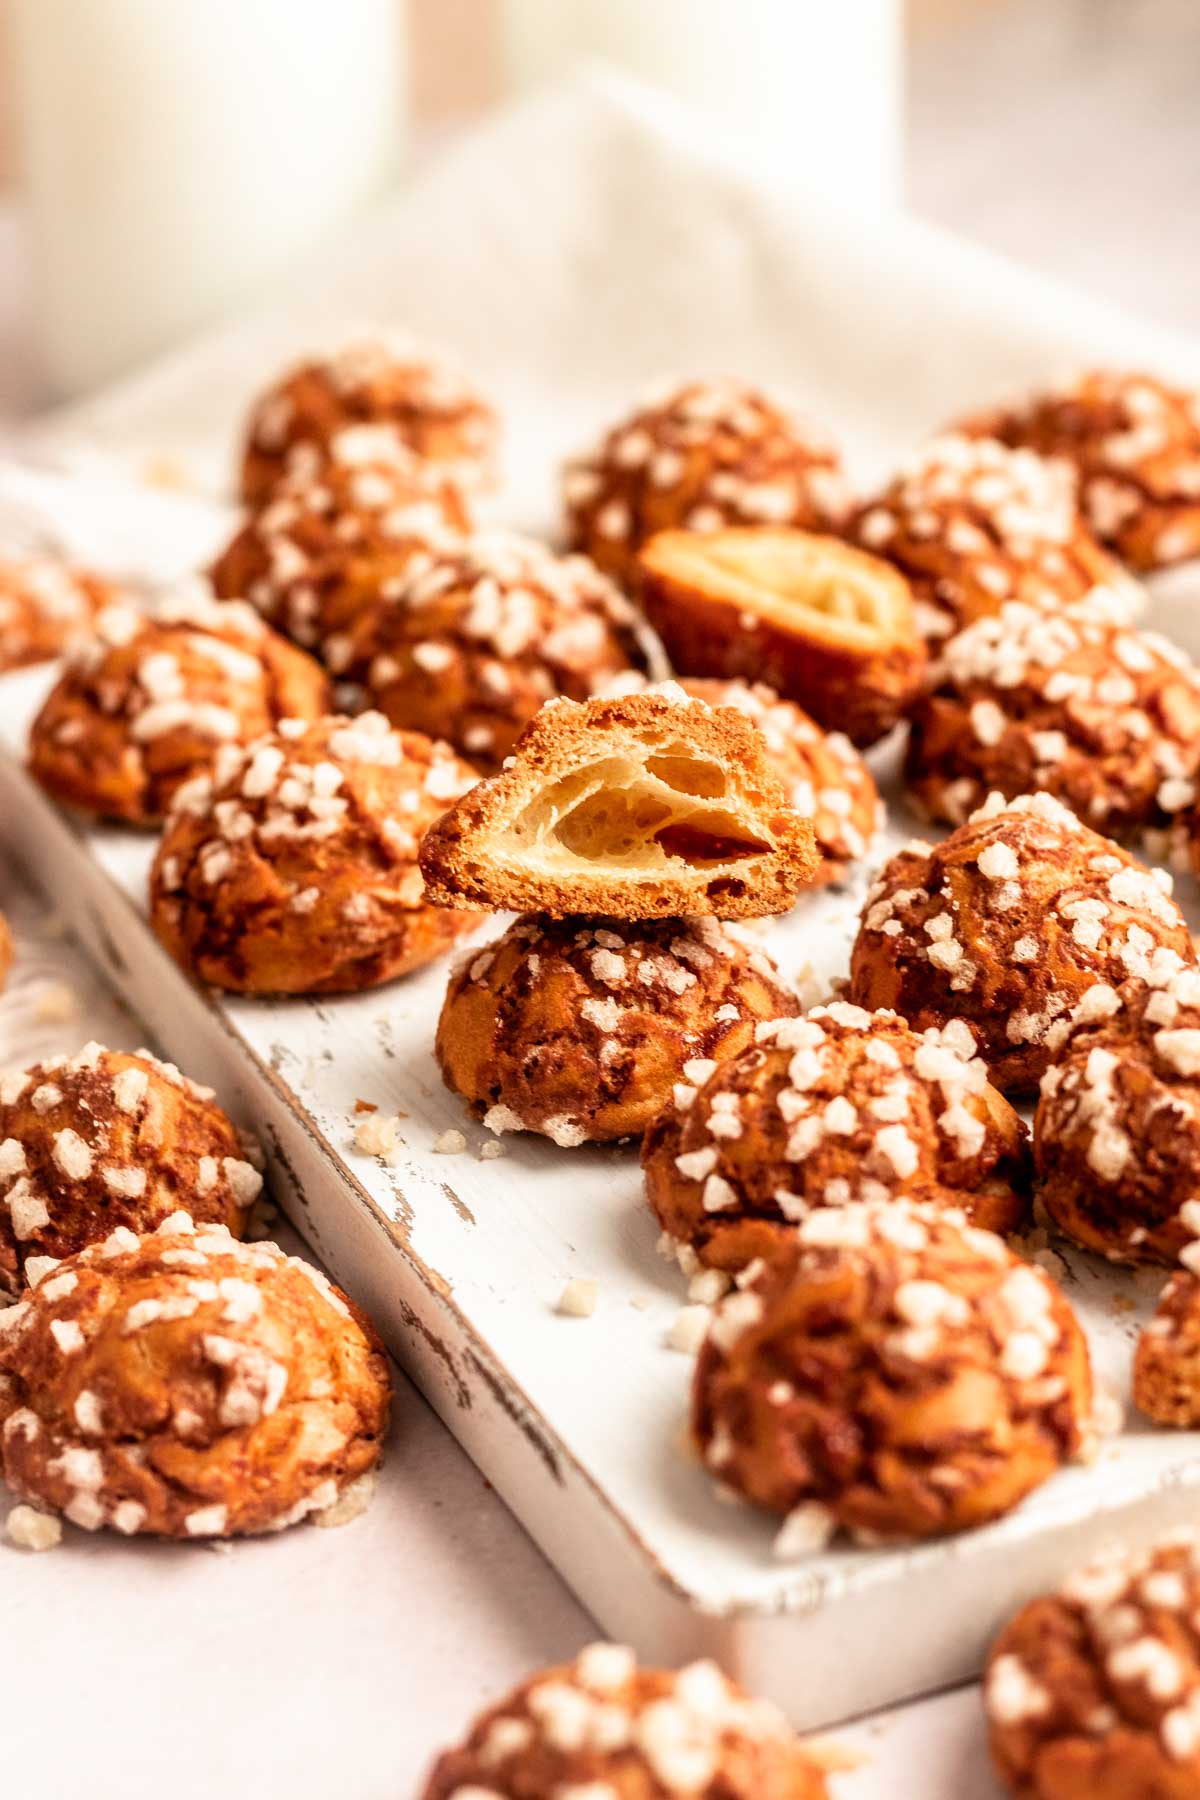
[636,526,926,746]
[417,688,820,918]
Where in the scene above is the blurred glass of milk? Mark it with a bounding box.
[500,0,902,209]
[8,0,403,397]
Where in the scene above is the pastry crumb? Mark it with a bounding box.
[556,1278,598,1318]
[354,1112,400,1157]
[478,1139,505,1161]
[433,1128,467,1155]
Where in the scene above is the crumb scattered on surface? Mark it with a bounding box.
[354,1112,400,1158]
[478,1139,505,1161]
[556,1277,598,1318]
[433,1128,466,1155]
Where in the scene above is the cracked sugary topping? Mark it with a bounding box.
[691,1198,1091,1544]
[643,1003,1028,1277]
[436,914,798,1148]
[241,333,498,504]
[0,1213,389,1538]
[906,599,1200,837]
[963,370,1200,572]
[1035,967,1200,1263]
[420,1641,827,1800]
[0,1043,260,1292]
[149,712,482,995]
[0,556,114,673]
[852,433,1132,642]
[666,677,883,881]
[27,592,329,825]
[212,436,469,653]
[349,531,656,771]
[849,792,1196,1095]
[563,378,850,582]
[986,1532,1200,1790]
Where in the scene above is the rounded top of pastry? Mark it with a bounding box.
[420,1640,830,1800]
[1035,966,1200,1262]
[149,711,481,994]
[0,1040,260,1294]
[0,555,117,673]
[211,434,469,655]
[564,377,850,584]
[961,369,1200,570]
[905,599,1200,838]
[436,913,799,1146]
[26,591,329,825]
[643,1000,1028,1279]
[692,1197,1092,1543]
[240,331,498,504]
[852,433,1134,642]
[0,1214,390,1538]
[985,1531,1200,1795]
[417,686,820,920]
[849,790,1196,1094]
[348,530,661,772]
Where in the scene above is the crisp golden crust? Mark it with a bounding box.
[851,434,1133,644]
[149,712,482,994]
[848,792,1196,1095]
[239,335,498,504]
[211,438,468,656]
[418,689,820,920]
[0,910,10,993]
[962,371,1200,572]
[421,1642,829,1800]
[349,532,661,772]
[27,593,329,826]
[906,601,1200,838]
[670,679,882,883]
[437,915,799,1146]
[645,1004,1030,1277]
[637,527,925,748]
[563,378,850,586]
[692,1199,1092,1543]
[0,1215,390,1537]
[1035,969,1200,1263]
[0,1042,260,1295]
[0,557,116,673]
[985,1533,1200,1798]
[1135,1273,1200,1426]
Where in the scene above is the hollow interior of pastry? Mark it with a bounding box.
[504,742,773,875]
[644,528,912,650]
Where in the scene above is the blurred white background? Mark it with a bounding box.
[0,0,1199,415]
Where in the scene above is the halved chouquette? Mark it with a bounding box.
[417,688,820,919]
[636,527,925,747]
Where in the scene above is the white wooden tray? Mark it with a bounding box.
[6,75,1200,1728]
[3,654,1198,1730]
